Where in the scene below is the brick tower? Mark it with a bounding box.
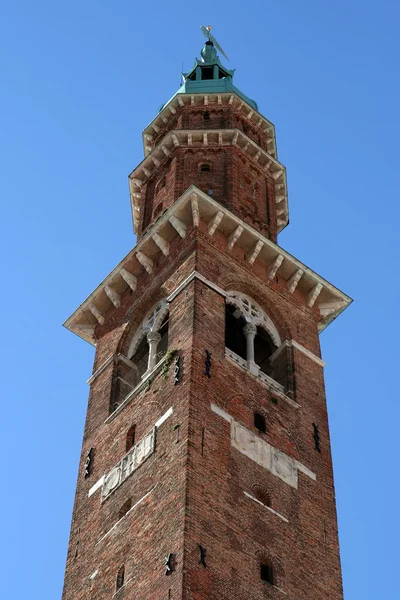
[62,33,352,600]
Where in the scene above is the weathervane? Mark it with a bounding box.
[200,25,229,61]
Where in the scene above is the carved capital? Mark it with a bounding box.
[243,323,257,338]
[147,331,162,344]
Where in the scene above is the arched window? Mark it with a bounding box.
[118,498,132,520]
[252,484,271,507]
[203,110,210,120]
[258,553,284,589]
[200,163,211,172]
[111,300,170,413]
[225,303,247,361]
[116,566,125,590]
[126,424,136,451]
[225,292,281,381]
[127,299,169,373]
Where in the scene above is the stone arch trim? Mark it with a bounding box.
[127,299,169,358]
[217,273,292,341]
[225,290,281,347]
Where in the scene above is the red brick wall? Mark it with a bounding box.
[138,99,276,241]
[140,147,277,241]
[182,274,342,600]
[62,268,197,600]
[153,102,269,152]
[62,217,343,599]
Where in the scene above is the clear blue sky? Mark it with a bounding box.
[1,1,399,598]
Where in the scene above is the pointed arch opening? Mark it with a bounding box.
[224,291,287,392]
[110,300,170,413]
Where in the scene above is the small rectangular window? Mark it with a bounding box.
[254,412,266,433]
[260,563,274,585]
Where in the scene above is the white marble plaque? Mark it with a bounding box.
[231,422,257,459]
[102,428,156,501]
[102,467,121,498]
[228,414,312,489]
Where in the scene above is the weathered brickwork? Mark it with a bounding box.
[183,276,342,600]
[140,147,277,241]
[151,102,269,154]
[62,220,344,599]
[62,46,346,600]
[138,102,277,241]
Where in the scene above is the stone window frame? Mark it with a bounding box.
[127,299,169,373]
[110,300,170,414]
[225,291,281,378]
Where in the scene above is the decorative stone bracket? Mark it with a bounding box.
[64,186,351,344]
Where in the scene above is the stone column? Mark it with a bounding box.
[243,323,258,374]
[147,331,162,371]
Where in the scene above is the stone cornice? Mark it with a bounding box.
[141,92,277,159]
[129,127,288,234]
[63,186,352,345]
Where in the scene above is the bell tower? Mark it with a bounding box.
[62,31,351,600]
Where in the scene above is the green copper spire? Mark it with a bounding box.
[159,29,258,112]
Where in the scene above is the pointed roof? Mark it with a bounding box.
[160,38,258,112]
